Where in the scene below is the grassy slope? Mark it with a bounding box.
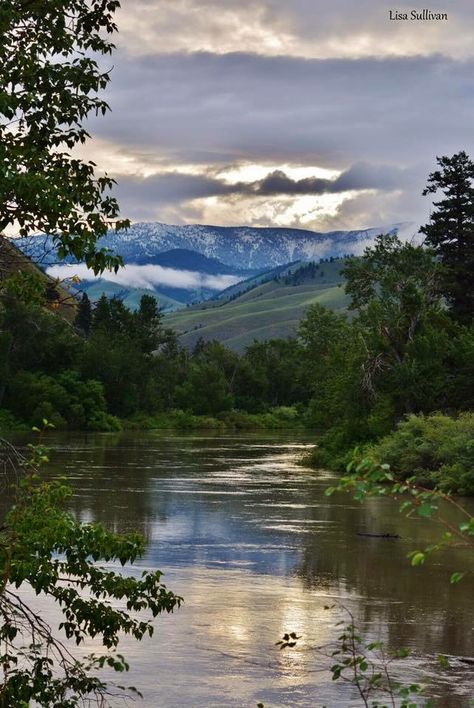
[80,280,182,312]
[165,260,349,350]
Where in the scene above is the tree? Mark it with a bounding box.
[74,292,92,336]
[91,293,112,332]
[0,0,128,272]
[134,294,163,354]
[342,234,447,416]
[421,151,474,323]
[298,305,370,453]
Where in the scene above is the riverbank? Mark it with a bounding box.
[305,412,474,496]
[0,405,306,434]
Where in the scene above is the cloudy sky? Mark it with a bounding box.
[80,0,474,233]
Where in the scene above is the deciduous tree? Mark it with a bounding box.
[0,0,128,272]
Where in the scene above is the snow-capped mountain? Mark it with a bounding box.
[92,222,410,269]
[14,222,412,271]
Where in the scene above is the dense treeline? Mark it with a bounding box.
[0,287,312,431]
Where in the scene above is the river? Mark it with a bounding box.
[7,431,474,707]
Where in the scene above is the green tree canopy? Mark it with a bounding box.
[0,0,128,272]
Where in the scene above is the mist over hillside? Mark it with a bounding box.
[12,221,411,311]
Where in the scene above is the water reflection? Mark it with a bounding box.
[8,432,474,707]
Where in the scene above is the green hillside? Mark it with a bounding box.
[78,280,182,312]
[165,259,349,350]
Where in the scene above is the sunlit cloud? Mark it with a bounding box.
[181,192,364,230]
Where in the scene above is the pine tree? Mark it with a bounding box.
[420,151,474,323]
[92,293,111,332]
[74,292,92,336]
[136,294,162,353]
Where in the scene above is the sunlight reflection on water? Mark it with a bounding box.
[10,432,474,707]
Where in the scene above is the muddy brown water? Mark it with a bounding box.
[4,432,474,707]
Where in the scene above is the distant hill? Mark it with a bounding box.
[131,248,257,276]
[75,280,183,312]
[11,221,410,315]
[165,259,349,351]
[97,222,408,269]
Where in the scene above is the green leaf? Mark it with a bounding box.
[450,572,465,584]
[410,552,426,566]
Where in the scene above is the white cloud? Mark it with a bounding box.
[47,263,242,291]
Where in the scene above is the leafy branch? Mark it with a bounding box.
[0,425,182,706]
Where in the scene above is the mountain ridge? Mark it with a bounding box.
[13,221,412,271]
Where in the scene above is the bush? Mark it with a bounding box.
[87,411,122,432]
[367,413,474,495]
[5,370,113,431]
[0,409,28,432]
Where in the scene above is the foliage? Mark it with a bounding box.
[322,453,474,704]
[5,370,119,431]
[275,610,428,707]
[343,234,446,415]
[325,608,426,708]
[0,430,182,706]
[1,272,46,305]
[124,407,304,432]
[299,304,369,441]
[0,0,128,272]
[366,412,474,495]
[301,228,473,470]
[0,409,26,432]
[74,292,92,336]
[421,151,474,323]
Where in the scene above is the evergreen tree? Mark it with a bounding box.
[74,292,92,336]
[135,294,162,353]
[91,293,111,332]
[421,151,474,323]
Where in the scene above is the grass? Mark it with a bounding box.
[166,270,349,351]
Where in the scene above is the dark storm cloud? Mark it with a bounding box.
[96,51,474,170]
[255,171,332,195]
[114,162,414,211]
[257,163,415,195]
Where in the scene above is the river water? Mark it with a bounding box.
[8,432,474,706]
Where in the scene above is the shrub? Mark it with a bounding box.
[6,371,112,431]
[0,409,28,432]
[367,412,474,495]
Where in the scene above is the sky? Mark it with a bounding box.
[79,0,474,233]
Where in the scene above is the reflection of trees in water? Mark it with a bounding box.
[45,432,260,542]
[44,432,172,541]
[24,432,474,674]
[296,481,474,661]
